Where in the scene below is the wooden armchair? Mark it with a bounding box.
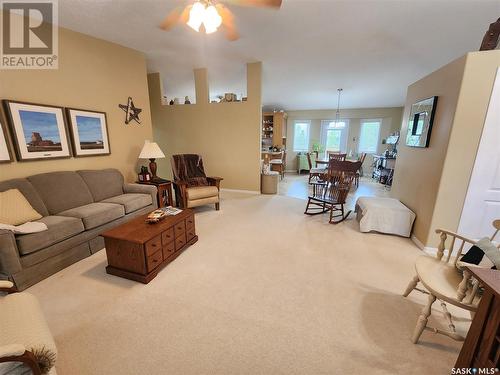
[171,154,223,211]
[304,160,361,224]
[403,221,500,344]
[0,280,57,375]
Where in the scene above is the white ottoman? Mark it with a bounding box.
[355,197,416,237]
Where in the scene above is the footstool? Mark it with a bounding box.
[355,197,416,237]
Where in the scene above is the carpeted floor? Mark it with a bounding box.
[27,192,468,375]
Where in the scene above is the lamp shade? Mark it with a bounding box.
[138,141,165,159]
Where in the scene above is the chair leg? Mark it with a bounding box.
[411,293,436,344]
[215,202,220,211]
[403,275,419,297]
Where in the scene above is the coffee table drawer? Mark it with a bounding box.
[147,250,163,272]
[186,215,195,230]
[186,225,196,241]
[161,227,174,245]
[162,240,175,258]
[174,221,185,238]
[145,235,162,257]
[175,234,186,250]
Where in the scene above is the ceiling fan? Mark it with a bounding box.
[159,0,282,41]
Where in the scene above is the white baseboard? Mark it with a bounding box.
[411,235,438,255]
[411,235,424,250]
[220,188,260,195]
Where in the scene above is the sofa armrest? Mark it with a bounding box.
[123,183,158,209]
[0,230,22,278]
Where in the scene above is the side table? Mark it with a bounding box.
[136,179,174,208]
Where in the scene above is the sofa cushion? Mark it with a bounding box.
[101,193,152,214]
[59,202,124,230]
[0,189,42,226]
[77,169,124,202]
[0,178,49,217]
[28,172,94,215]
[16,215,85,255]
[186,186,219,201]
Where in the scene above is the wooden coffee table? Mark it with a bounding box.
[102,209,197,284]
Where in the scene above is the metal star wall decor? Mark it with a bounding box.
[119,97,142,125]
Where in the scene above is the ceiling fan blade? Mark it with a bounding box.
[224,0,282,8]
[159,5,190,31]
[216,4,240,41]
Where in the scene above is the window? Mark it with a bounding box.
[320,120,349,156]
[293,121,310,152]
[359,120,381,153]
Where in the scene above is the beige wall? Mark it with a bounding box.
[0,24,153,182]
[148,63,262,191]
[429,51,500,244]
[285,107,403,170]
[391,51,500,246]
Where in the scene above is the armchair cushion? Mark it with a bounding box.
[186,186,219,201]
[101,193,152,214]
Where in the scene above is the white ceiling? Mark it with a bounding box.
[58,0,500,110]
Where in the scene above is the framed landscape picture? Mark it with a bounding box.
[66,108,110,157]
[0,119,13,163]
[3,101,71,161]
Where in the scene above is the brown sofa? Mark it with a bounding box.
[0,169,157,290]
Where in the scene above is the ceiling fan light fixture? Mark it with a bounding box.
[187,1,206,32]
[203,4,222,34]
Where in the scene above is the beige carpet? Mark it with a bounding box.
[27,192,468,375]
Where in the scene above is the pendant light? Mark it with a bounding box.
[335,88,343,126]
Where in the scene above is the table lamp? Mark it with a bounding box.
[138,140,165,180]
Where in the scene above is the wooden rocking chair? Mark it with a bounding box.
[403,220,500,344]
[304,160,361,224]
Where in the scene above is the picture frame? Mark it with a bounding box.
[66,108,110,157]
[3,100,72,161]
[0,117,13,163]
[406,96,438,148]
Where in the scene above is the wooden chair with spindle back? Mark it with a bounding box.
[403,220,500,344]
[269,151,285,179]
[304,160,361,223]
[306,152,326,184]
[329,153,347,162]
[355,153,367,187]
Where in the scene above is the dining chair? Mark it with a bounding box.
[403,220,500,344]
[329,153,347,162]
[355,153,367,187]
[269,151,285,179]
[306,152,326,184]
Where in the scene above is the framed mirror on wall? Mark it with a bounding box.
[406,96,438,148]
